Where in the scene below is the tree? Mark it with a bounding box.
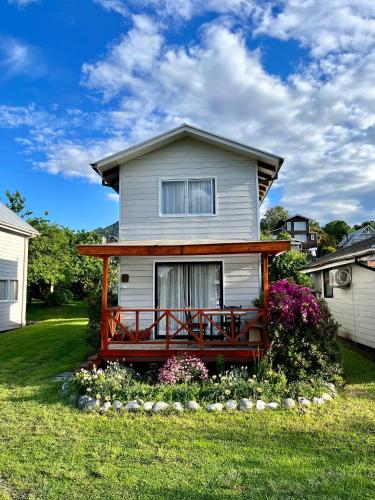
[323,220,351,243]
[269,250,312,286]
[4,190,33,218]
[260,206,289,233]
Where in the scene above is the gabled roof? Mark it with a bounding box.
[301,235,375,272]
[337,225,375,248]
[91,123,284,204]
[0,201,39,237]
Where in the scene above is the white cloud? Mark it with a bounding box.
[92,0,129,17]
[106,193,120,201]
[7,0,39,7]
[0,36,45,78]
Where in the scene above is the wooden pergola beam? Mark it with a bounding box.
[77,240,291,257]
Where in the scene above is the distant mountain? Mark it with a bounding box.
[96,221,119,242]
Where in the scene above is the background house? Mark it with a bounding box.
[302,236,375,349]
[272,214,318,253]
[0,201,38,331]
[337,224,375,249]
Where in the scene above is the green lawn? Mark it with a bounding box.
[0,303,374,499]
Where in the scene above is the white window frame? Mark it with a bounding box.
[0,279,19,302]
[159,177,217,217]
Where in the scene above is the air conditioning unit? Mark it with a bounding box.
[329,267,351,287]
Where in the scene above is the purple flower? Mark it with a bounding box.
[158,354,209,384]
[269,279,321,332]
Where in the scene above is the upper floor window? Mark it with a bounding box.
[294,221,307,231]
[160,178,215,216]
[286,221,292,231]
[0,279,18,301]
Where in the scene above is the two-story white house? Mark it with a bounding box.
[79,124,290,364]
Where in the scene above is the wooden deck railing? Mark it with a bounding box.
[102,307,268,351]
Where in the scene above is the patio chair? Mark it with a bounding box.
[222,305,243,337]
[185,309,208,341]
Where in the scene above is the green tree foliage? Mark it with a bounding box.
[323,220,351,243]
[4,190,33,218]
[269,250,311,286]
[260,206,289,232]
[276,230,291,240]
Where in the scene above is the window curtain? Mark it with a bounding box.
[0,280,7,300]
[156,262,221,336]
[9,280,18,301]
[188,179,212,214]
[161,181,185,215]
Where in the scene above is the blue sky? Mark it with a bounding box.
[1,0,374,230]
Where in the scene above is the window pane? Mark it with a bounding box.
[294,221,306,230]
[286,222,291,231]
[188,179,213,215]
[295,234,307,242]
[161,181,185,215]
[323,271,333,298]
[0,280,7,300]
[9,280,18,301]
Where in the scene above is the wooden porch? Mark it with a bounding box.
[78,240,290,364]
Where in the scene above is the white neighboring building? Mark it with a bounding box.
[302,236,375,349]
[0,202,38,331]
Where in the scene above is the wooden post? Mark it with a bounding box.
[101,256,109,351]
[262,253,270,348]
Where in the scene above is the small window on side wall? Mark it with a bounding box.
[323,271,333,298]
[0,280,19,301]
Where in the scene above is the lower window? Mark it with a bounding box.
[0,280,19,301]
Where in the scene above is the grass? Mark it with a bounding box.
[0,303,373,499]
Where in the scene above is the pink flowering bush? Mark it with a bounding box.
[268,279,342,381]
[158,354,209,384]
[269,279,321,331]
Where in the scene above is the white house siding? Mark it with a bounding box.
[118,254,260,333]
[119,137,259,242]
[0,229,28,331]
[313,266,375,349]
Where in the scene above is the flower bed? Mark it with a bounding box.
[62,355,339,415]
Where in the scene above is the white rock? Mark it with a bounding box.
[61,383,69,395]
[172,402,184,412]
[312,397,324,405]
[256,400,266,410]
[186,401,200,411]
[239,399,253,411]
[299,398,311,407]
[143,401,154,411]
[326,383,336,393]
[99,401,112,414]
[77,395,92,410]
[86,399,100,412]
[152,401,170,412]
[207,402,224,412]
[225,400,238,410]
[283,398,296,409]
[321,393,333,401]
[125,401,141,411]
[267,402,279,410]
[112,400,123,411]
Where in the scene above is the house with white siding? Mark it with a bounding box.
[302,236,375,349]
[78,124,290,364]
[0,201,38,331]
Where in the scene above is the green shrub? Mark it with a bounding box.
[269,294,342,382]
[43,289,73,307]
[85,291,117,352]
[269,250,312,286]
